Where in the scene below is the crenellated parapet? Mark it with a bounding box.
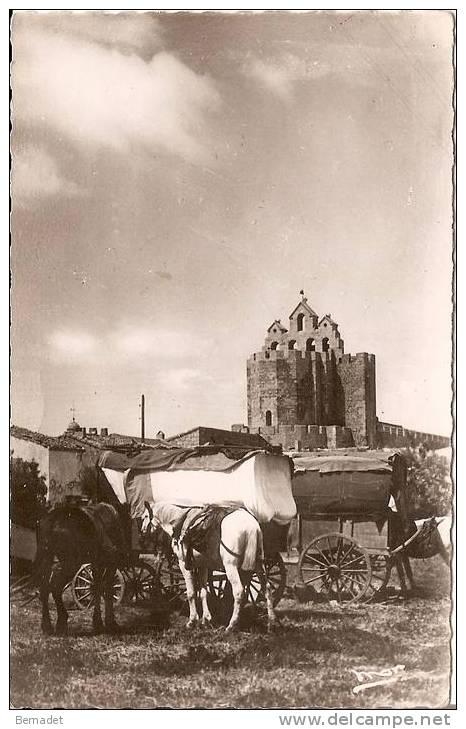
[249,349,338,363]
[340,352,376,365]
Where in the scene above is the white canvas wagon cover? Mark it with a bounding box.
[98,446,296,525]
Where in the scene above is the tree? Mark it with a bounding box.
[73,466,102,502]
[10,454,47,529]
[71,465,120,505]
[401,447,452,518]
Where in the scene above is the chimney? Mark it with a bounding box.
[81,427,87,436]
[89,427,97,436]
[100,428,108,437]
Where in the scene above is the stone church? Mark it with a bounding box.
[243,293,449,452]
[246,293,377,450]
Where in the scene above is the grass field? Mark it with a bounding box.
[10,557,453,710]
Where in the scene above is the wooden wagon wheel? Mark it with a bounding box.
[208,553,287,607]
[364,554,392,601]
[155,550,187,606]
[207,569,231,603]
[120,560,158,605]
[10,575,39,607]
[299,533,372,605]
[245,553,287,606]
[71,563,126,610]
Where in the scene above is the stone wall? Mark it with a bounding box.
[167,426,269,450]
[376,421,450,450]
[250,423,353,451]
[247,349,346,431]
[337,353,377,447]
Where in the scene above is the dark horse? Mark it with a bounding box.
[384,455,450,597]
[388,512,450,596]
[35,468,132,636]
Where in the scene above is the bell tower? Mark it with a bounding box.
[246,293,376,447]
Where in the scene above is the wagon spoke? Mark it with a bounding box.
[340,568,368,574]
[341,575,367,591]
[301,566,329,573]
[314,546,332,565]
[302,553,329,569]
[345,575,367,594]
[245,583,254,602]
[340,544,358,561]
[335,578,342,602]
[303,573,326,585]
[341,580,359,600]
[76,587,92,598]
[249,582,261,601]
[340,570,363,595]
[341,554,366,569]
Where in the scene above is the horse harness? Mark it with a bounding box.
[172,505,256,568]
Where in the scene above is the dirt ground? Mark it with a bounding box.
[10,556,453,710]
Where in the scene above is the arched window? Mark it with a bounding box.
[270,341,279,350]
[265,410,272,426]
[297,312,305,332]
[322,337,329,352]
[306,338,315,352]
[288,340,296,350]
[265,351,270,359]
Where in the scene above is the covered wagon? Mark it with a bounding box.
[98,444,297,606]
[290,450,413,604]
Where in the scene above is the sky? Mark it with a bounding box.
[10,10,454,439]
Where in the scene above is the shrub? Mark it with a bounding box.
[70,465,120,505]
[73,465,102,502]
[401,447,452,519]
[10,454,47,528]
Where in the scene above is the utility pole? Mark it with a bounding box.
[140,394,145,442]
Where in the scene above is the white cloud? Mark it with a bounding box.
[12,20,221,161]
[49,331,99,362]
[48,325,210,365]
[162,368,203,391]
[246,53,329,99]
[14,11,163,54]
[12,147,82,203]
[47,325,206,396]
[111,327,192,359]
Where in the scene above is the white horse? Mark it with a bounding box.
[147,502,278,633]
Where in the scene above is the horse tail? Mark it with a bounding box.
[241,524,262,571]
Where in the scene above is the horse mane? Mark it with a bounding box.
[152,502,189,528]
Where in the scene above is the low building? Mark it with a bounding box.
[10,420,164,505]
[166,425,270,450]
[10,425,87,504]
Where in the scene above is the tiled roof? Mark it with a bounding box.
[11,425,168,453]
[10,425,85,452]
[64,432,166,451]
